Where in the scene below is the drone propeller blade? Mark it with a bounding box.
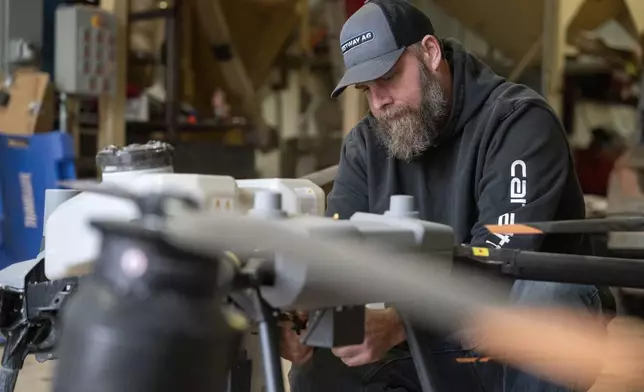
[59,180,200,214]
[164,213,509,331]
[485,216,644,235]
[58,179,138,201]
[58,179,99,191]
[161,213,630,390]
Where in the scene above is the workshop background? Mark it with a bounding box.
[0,0,643,391]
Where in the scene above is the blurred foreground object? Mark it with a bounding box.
[469,309,644,392]
[10,139,644,391]
[52,189,243,392]
[50,175,644,392]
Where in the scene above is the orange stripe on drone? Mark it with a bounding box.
[485,224,543,235]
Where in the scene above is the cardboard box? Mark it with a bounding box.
[0,68,55,136]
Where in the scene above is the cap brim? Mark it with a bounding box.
[331,47,406,98]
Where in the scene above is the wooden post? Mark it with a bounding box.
[298,0,312,101]
[541,0,564,118]
[508,38,542,82]
[624,0,644,35]
[181,1,194,107]
[67,97,81,158]
[342,86,367,136]
[541,0,585,119]
[322,0,366,136]
[193,0,271,147]
[98,0,128,150]
[324,0,347,83]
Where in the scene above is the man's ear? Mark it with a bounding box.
[420,35,442,72]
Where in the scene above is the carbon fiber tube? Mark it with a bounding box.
[519,216,644,234]
[486,248,644,288]
[0,367,18,392]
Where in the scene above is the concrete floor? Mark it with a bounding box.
[5,348,290,392]
[11,351,54,392]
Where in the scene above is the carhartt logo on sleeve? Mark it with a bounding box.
[486,159,528,249]
[510,160,527,206]
[486,212,515,249]
[341,31,375,54]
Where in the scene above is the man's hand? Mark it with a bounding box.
[332,308,406,367]
[279,313,314,365]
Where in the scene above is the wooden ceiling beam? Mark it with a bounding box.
[192,0,272,147]
[222,1,300,89]
[430,0,630,64]
[432,0,543,62]
[623,0,644,36]
[567,0,625,44]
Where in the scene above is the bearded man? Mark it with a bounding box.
[281,1,610,391]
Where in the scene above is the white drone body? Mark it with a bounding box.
[40,162,326,392]
[35,141,457,392]
[44,166,326,280]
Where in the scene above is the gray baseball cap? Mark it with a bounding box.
[331,0,435,98]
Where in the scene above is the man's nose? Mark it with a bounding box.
[368,88,393,111]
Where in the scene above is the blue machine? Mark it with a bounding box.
[0,177,4,267]
[0,131,76,268]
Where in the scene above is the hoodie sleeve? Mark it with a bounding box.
[325,128,370,219]
[469,104,578,251]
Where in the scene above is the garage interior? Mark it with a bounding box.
[1,0,644,391]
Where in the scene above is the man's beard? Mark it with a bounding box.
[373,63,450,162]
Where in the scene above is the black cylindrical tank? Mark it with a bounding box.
[52,217,244,392]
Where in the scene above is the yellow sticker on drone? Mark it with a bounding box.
[472,247,489,257]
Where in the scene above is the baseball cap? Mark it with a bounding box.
[331,0,435,98]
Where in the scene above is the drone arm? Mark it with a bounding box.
[249,289,285,392]
[462,246,644,289]
[469,106,575,251]
[0,326,31,392]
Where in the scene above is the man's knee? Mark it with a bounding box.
[510,281,603,313]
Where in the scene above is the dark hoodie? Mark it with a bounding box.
[321,39,588,392]
[326,38,586,253]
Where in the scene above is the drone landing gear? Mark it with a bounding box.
[0,257,79,392]
[0,327,30,392]
[399,314,442,392]
[251,289,285,392]
[230,285,285,392]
